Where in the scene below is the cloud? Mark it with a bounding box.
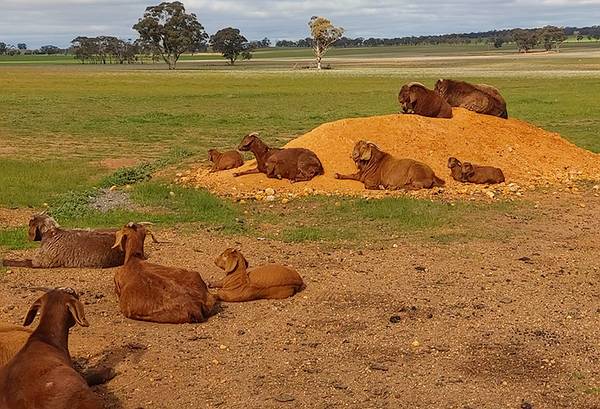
[0,0,599,48]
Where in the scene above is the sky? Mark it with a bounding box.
[1,0,600,48]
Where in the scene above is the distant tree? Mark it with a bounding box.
[40,45,62,54]
[133,1,207,69]
[512,29,538,53]
[308,16,344,69]
[577,34,584,41]
[539,26,567,52]
[210,27,253,65]
[17,43,27,50]
[0,42,7,55]
[491,37,505,48]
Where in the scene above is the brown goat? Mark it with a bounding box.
[398,82,453,119]
[0,288,103,409]
[208,148,244,172]
[234,133,324,182]
[448,157,505,184]
[448,157,466,182]
[462,162,506,184]
[2,213,124,269]
[210,249,304,302]
[335,141,445,190]
[435,79,508,119]
[112,223,217,324]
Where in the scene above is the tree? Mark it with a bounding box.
[39,45,62,54]
[539,26,566,52]
[0,43,7,55]
[308,16,344,69]
[133,1,207,69]
[512,29,538,53]
[210,27,253,65]
[17,43,27,50]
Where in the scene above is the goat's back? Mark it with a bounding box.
[248,264,304,289]
[37,228,124,268]
[115,260,216,324]
[0,341,102,409]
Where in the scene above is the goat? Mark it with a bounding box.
[335,141,445,190]
[398,82,453,119]
[208,148,244,172]
[112,223,217,324]
[234,133,324,182]
[462,162,506,184]
[1,212,125,268]
[0,288,103,409]
[210,248,304,302]
[435,79,508,119]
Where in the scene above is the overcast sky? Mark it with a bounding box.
[1,0,600,48]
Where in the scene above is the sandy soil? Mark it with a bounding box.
[180,109,600,201]
[1,192,598,409]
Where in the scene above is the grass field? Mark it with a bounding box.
[0,45,599,249]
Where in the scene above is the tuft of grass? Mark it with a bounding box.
[99,147,192,188]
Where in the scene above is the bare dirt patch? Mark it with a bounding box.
[0,193,598,408]
[0,208,35,228]
[180,109,600,201]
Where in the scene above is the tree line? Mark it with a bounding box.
[276,25,600,49]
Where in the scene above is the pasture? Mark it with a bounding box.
[0,46,599,408]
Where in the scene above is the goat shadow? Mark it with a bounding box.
[74,342,148,409]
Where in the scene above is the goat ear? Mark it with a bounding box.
[67,299,89,327]
[23,298,43,326]
[224,251,241,274]
[359,144,372,161]
[112,230,125,251]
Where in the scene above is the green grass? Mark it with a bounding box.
[0,159,103,208]
[0,228,37,250]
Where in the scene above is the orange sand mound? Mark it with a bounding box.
[178,109,600,199]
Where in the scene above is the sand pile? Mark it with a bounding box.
[178,109,600,200]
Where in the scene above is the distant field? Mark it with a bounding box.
[1,40,598,65]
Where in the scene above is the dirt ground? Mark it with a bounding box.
[0,192,599,409]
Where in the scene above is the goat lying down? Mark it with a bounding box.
[447,157,505,184]
[0,288,103,409]
[335,140,445,190]
[112,223,217,324]
[2,212,125,269]
[210,248,304,302]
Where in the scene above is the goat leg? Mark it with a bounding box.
[81,367,117,386]
[233,168,260,177]
[335,172,361,181]
[2,258,34,268]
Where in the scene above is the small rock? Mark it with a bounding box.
[239,199,246,204]
[169,191,175,197]
[219,344,227,350]
[281,198,289,204]
[273,394,295,403]
[369,362,388,371]
[265,195,276,202]
[265,188,275,196]
[521,402,533,409]
[485,191,495,199]
[411,340,421,348]
[593,185,599,191]
[389,315,402,324]
[508,183,520,193]
[333,383,348,390]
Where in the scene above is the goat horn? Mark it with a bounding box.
[138,222,154,226]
